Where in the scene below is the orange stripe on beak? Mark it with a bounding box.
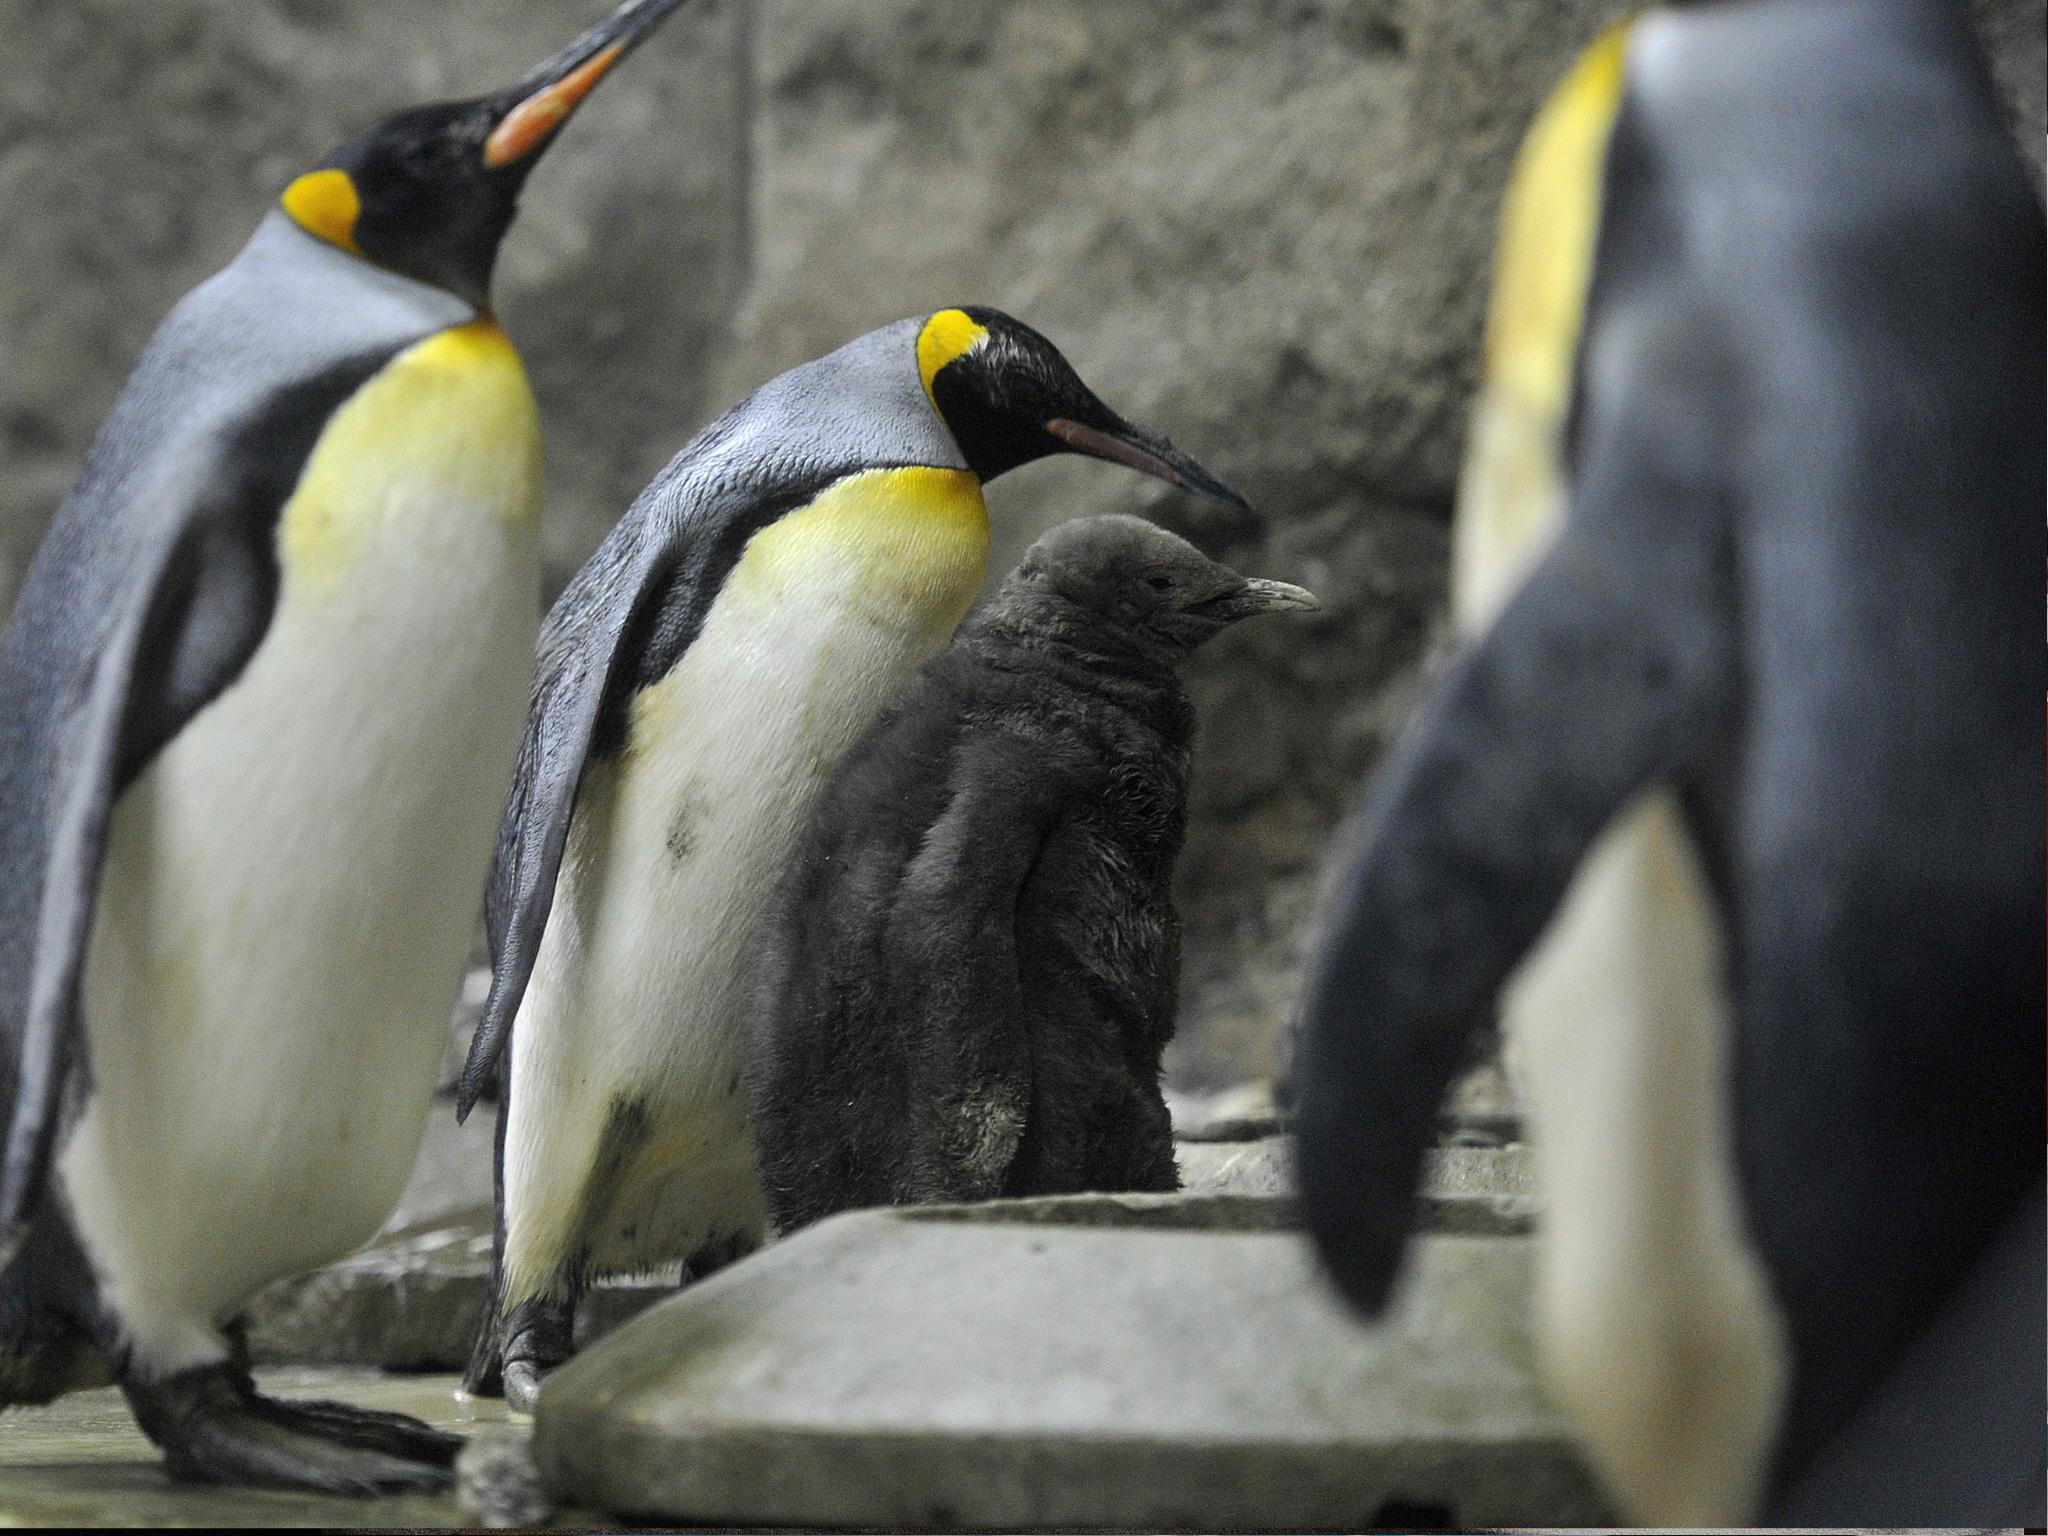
[483,43,626,168]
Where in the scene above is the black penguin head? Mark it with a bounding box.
[1013,513,1317,656]
[278,0,687,307]
[917,308,1254,515]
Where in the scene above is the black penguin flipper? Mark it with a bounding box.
[0,505,288,1259]
[456,539,670,1122]
[461,1031,513,1395]
[1292,298,1739,1318]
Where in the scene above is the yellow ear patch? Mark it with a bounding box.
[281,168,362,255]
[916,309,991,408]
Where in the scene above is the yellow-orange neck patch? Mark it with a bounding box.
[281,168,362,255]
[1481,18,1633,422]
[1453,18,1634,632]
[916,309,991,409]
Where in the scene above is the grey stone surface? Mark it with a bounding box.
[1442,1056,1523,1147]
[1422,1146,1537,1238]
[1177,1135,1295,1197]
[1173,1137,1535,1236]
[457,1425,555,1530]
[245,1221,494,1370]
[243,1217,675,1370]
[2,1,2039,1086]
[378,1101,495,1238]
[1166,1077,1285,1143]
[535,1203,1611,1529]
[258,1132,1524,1369]
[913,1189,1298,1232]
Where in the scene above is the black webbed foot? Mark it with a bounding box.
[123,1361,461,1494]
[500,1291,576,1415]
[254,1392,463,1465]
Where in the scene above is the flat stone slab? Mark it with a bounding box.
[1166,1078,1285,1142]
[1177,1133,1295,1195]
[1177,1138,1536,1237]
[1420,1145,1537,1236]
[536,1200,1608,1529]
[246,1145,1531,1369]
[245,1218,674,1370]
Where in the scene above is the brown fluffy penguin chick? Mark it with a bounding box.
[744,513,1316,1232]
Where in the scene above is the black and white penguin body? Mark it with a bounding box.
[458,310,1252,1407]
[0,0,686,1493]
[745,514,1316,1233]
[1294,2,2043,1527]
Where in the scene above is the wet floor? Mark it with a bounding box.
[0,1368,508,1528]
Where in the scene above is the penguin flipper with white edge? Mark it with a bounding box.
[0,0,689,1494]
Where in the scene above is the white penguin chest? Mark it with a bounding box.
[559,466,992,1070]
[61,320,542,1368]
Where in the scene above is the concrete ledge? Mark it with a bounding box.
[1175,1138,1536,1236]
[245,1144,1534,1368]
[536,1203,1606,1529]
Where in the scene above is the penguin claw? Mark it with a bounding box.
[497,1290,576,1415]
[125,1364,462,1495]
[501,1360,545,1417]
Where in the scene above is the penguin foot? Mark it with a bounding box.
[501,1358,546,1416]
[499,1292,576,1415]
[125,1364,461,1495]
[255,1393,464,1466]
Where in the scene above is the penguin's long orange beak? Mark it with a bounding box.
[482,0,688,169]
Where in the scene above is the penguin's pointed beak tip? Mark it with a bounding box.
[1195,576,1320,623]
[1045,417,1256,519]
[1241,578,1320,616]
[482,0,689,170]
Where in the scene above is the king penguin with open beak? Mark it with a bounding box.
[0,0,688,1494]
[456,307,1252,1409]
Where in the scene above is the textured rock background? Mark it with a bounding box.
[1,0,2040,1084]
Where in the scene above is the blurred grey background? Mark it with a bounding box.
[2,0,2040,1087]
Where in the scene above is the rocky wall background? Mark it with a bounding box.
[2,0,2041,1085]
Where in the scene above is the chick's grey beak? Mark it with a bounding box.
[1202,578,1320,622]
[483,0,690,168]
[1046,417,1254,516]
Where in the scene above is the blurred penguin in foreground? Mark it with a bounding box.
[1294,1,2044,1526]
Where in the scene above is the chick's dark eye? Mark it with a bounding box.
[1146,575,1174,592]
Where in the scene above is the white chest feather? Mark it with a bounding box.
[61,321,541,1373]
[500,465,987,1295]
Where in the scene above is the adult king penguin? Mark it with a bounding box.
[1294,3,2043,1527]
[457,307,1252,1409]
[0,0,688,1493]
